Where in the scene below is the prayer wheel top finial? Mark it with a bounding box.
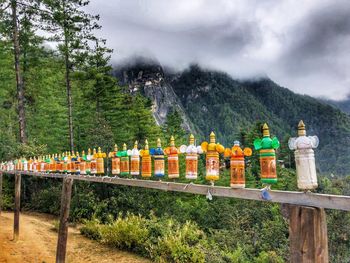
[189,134,195,144]
[145,139,149,150]
[210,131,216,143]
[170,136,175,146]
[114,144,118,152]
[98,147,102,153]
[298,120,306,136]
[88,148,91,155]
[157,138,161,147]
[262,123,270,137]
[123,143,127,151]
[134,141,138,149]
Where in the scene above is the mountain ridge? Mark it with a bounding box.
[114,60,350,175]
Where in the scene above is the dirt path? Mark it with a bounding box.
[0,212,149,263]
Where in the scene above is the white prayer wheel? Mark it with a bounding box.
[288,120,319,190]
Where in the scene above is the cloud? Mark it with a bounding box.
[86,0,350,100]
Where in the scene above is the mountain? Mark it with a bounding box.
[322,96,350,115]
[114,61,350,175]
[113,57,198,133]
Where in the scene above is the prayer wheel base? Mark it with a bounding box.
[168,174,179,179]
[261,178,277,184]
[206,175,219,181]
[186,175,198,180]
[230,183,245,188]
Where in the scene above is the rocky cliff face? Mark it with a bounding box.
[114,58,196,133]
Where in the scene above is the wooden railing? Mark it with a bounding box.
[1,170,349,263]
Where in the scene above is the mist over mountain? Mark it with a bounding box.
[113,58,350,175]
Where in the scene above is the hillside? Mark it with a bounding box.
[114,61,350,175]
[322,96,350,115]
[169,65,350,175]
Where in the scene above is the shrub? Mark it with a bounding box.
[146,220,206,263]
[80,218,102,240]
[100,213,150,255]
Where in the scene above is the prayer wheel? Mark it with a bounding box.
[151,138,165,178]
[85,149,92,175]
[80,150,86,175]
[201,132,225,182]
[96,147,106,175]
[164,136,180,179]
[118,143,130,176]
[140,140,152,178]
[224,141,252,188]
[130,141,140,176]
[56,154,62,173]
[90,148,97,174]
[75,152,81,175]
[179,134,203,180]
[109,144,120,175]
[288,120,319,190]
[254,123,280,184]
[71,151,77,174]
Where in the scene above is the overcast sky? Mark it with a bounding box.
[86,0,350,100]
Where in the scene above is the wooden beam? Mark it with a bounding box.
[3,171,350,211]
[0,172,3,216]
[13,173,21,241]
[288,205,328,263]
[56,177,73,263]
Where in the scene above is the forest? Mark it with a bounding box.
[0,1,350,262]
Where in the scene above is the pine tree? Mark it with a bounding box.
[39,0,101,151]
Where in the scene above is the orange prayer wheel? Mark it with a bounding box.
[109,144,120,175]
[164,136,180,179]
[180,134,203,180]
[130,141,140,176]
[224,141,252,188]
[80,150,87,175]
[119,143,130,176]
[90,148,97,174]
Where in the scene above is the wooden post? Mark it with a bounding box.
[56,177,73,263]
[13,173,21,241]
[0,172,3,216]
[288,205,328,263]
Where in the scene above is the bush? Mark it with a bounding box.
[147,221,206,263]
[29,186,61,215]
[100,213,150,255]
[80,218,102,240]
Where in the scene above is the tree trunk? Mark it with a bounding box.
[64,36,74,151]
[11,0,27,144]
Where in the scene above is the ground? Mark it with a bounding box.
[0,211,149,263]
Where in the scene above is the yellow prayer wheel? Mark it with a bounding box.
[201,132,225,182]
[96,147,106,175]
[140,140,152,178]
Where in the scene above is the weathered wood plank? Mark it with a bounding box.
[13,173,21,241]
[289,205,328,263]
[56,177,73,263]
[0,172,3,216]
[3,171,350,211]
